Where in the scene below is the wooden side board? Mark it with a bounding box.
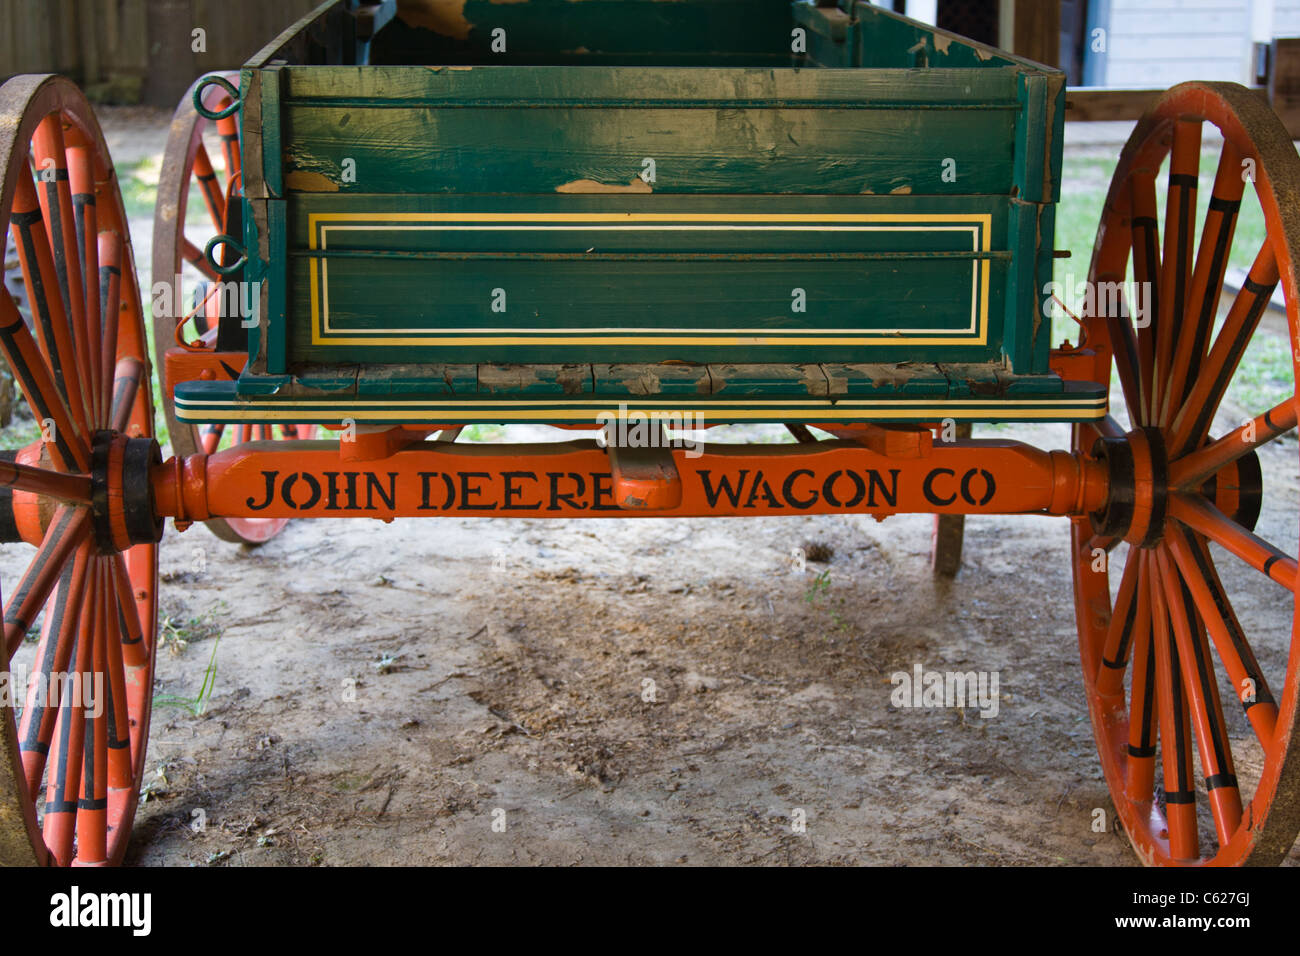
[223,0,1067,408]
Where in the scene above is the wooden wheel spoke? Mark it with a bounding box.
[111,553,149,666]
[1148,555,1200,860]
[192,142,225,234]
[1154,119,1202,427]
[1162,142,1247,427]
[74,562,111,865]
[97,230,123,429]
[0,455,91,504]
[3,506,91,660]
[1154,547,1243,847]
[67,144,102,428]
[32,116,95,433]
[1168,243,1281,457]
[1104,305,1145,427]
[1125,553,1158,802]
[0,291,89,473]
[200,423,225,454]
[1170,493,1297,592]
[1097,551,1143,696]
[1128,171,1161,425]
[1166,527,1278,744]
[109,356,144,434]
[1171,396,1296,490]
[16,545,92,801]
[216,107,241,185]
[8,169,92,443]
[103,561,135,789]
[41,559,97,867]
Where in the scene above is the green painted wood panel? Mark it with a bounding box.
[282,193,1012,365]
[277,66,1021,197]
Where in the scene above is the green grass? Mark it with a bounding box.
[461,423,506,442]
[115,154,214,227]
[116,157,159,221]
[1224,325,1293,417]
[153,634,222,716]
[154,604,226,715]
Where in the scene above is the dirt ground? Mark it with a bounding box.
[117,416,1300,867]
[4,108,1300,866]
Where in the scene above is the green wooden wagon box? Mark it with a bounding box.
[170,0,1101,428]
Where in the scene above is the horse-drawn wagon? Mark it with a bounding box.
[2,0,1297,865]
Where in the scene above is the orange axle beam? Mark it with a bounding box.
[150,435,1108,524]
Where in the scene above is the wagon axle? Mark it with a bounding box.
[145,427,1112,524]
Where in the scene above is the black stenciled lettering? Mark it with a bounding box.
[782,469,818,509]
[459,472,496,511]
[365,472,398,511]
[923,468,957,506]
[591,472,620,511]
[246,471,277,511]
[698,469,749,508]
[867,469,901,508]
[282,472,321,511]
[547,472,587,511]
[502,471,542,511]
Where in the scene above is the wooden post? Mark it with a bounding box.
[1270,38,1300,139]
[1012,0,1060,68]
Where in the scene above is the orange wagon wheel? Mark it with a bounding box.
[0,74,159,864]
[152,73,315,546]
[1069,81,1300,864]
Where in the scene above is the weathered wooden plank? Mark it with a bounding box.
[709,364,829,396]
[478,364,592,396]
[1064,87,1163,121]
[281,103,1017,196]
[283,62,1023,103]
[593,364,711,396]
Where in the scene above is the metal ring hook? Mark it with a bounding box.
[193,75,240,120]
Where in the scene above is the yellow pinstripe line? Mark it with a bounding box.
[306,212,994,347]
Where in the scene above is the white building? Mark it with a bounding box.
[892,0,1300,88]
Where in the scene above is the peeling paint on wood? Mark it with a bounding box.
[285,170,339,192]
[479,364,591,395]
[555,177,653,194]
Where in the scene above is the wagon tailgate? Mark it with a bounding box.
[249,63,1054,374]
